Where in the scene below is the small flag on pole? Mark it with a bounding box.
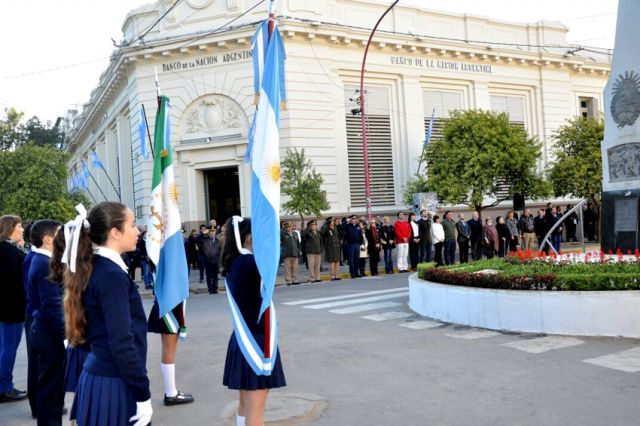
[91,150,106,171]
[425,107,435,145]
[139,108,149,160]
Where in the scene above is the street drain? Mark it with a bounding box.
[221,392,327,425]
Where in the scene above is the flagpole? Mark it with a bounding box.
[360,0,399,221]
[263,0,277,362]
[94,160,122,201]
[155,66,162,111]
[141,104,155,160]
[81,159,109,201]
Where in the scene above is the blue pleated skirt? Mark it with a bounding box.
[223,332,286,390]
[72,370,136,426]
[65,344,90,392]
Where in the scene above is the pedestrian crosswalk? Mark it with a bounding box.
[282,286,640,374]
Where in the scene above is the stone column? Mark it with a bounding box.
[601,0,640,252]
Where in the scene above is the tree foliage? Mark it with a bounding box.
[0,107,64,151]
[281,147,330,225]
[420,109,550,213]
[547,116,604,208]
[0,107,25,151]
[0,144,90,222]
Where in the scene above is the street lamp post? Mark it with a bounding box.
[359,0,399,221]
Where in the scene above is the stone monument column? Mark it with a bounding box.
[601,0,640,252]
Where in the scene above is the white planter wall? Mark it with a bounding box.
[408,274,640,338]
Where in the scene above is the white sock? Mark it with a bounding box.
[161,363,178,397]
[236,415,246,426]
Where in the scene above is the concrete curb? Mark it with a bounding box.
[408,273,640,338]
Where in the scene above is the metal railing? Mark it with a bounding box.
[540,199,588,256]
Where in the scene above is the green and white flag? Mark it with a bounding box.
[146,96,189,336]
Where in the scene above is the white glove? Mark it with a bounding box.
[63,339,68,349]
[129,399,152,426]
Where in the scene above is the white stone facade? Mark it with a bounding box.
[66,0,611,227]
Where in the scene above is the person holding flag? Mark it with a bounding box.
[221,217,286,426]
[222,3,287,425]
[145,94,194,407]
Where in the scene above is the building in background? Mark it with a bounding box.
[65,0,611,228]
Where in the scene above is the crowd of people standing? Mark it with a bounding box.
[279,201,600,278]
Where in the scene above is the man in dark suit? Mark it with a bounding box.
[417,209,431,263]
[195,226,221,294]
[345,215,363,278]
[456,213,471,263]
[467,211,483,261]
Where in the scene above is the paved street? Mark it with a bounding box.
[4,273,640,425]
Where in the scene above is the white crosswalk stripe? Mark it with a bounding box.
[282,288,407,306]
[362,311,413,322]
[502,336,585,354]
[583,347,640,372]
[444,330,502,340]
[303,292,409,310]
[330,302,401,314]
[399,320,444,330]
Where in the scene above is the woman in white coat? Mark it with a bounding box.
[430,215,445,267]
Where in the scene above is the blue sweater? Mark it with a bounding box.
[83,255,150,402]
[23,250,36,318]
[29,253,65,338]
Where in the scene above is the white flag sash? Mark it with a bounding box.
[225,278,278,376]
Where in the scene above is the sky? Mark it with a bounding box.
[0,0,618,124]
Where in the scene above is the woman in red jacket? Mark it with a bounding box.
[394,212,411,273]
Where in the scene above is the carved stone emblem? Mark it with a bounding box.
[608,143,640,182]
[185,0,214,9]
[182,95,246,136]
[611,71,640,128]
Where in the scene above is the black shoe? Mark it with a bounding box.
[314,279,322,283]
[164,391,194,406]
[292,282,300,285]
[0,388,27,402]
[335,277,342,281]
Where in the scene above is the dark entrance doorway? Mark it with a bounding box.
[204,166,240,227]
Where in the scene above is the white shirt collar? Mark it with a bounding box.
[94,246,128,273]
[31,247,52,258]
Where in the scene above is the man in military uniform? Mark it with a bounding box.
[321,217,342,280]
[280,222,300,285]
[345,215,364,278]
[304,220,323,283]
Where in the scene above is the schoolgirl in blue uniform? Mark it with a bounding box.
[27,219,65,425]
[63,202,152,426]
[47,225,89,425]
[221,217,286,426]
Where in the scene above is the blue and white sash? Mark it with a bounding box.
[225,278,278,376]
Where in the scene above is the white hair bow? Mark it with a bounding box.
[62,204,90,273]
[232,216,251,255]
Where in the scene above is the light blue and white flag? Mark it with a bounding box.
[245,18,286,163]
[91,150,106,171]
[425,107,435,145]
[138,108,149,160]
[250,24,286,320]
[227,16,286,376]
[80,163,90,190]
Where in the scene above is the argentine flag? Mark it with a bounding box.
[146,96,189,336]
[225,18,286,376]
[251,24,286,319]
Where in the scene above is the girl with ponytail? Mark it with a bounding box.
[63,202,152,426]
[221,216,286,426]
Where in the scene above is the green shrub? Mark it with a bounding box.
[418,259,640,291]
